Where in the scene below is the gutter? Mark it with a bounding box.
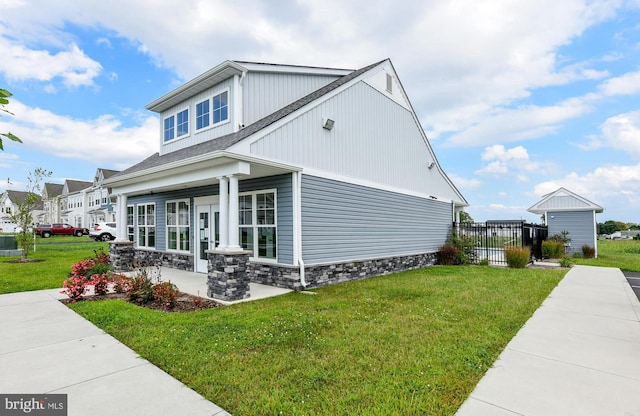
[293,171,307,288]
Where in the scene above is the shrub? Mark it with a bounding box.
[127,273,155,304]
[71,259,96,278]
[542,240,565,258]
[505,246,530,268]
[447,231,477,264]
[112,274,133,294]
[559,256,573,268]
[437,244,459,265]
[478,258,490,266]
[153,281,180,308]
[582,244,596,259]
[61,276,89,302]
[90,273,111,296]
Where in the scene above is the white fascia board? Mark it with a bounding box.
[236,62,352,77]
[111,160,250,195]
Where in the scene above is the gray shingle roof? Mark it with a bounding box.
[112,60,385,179]
[65,180,92,193]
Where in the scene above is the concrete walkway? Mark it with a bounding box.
[456,265,640,416]
[0,289,230,416]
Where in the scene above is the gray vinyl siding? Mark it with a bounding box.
[548,210,596,255]
[301,175,451,264]
[239,174,294,265]
[127,175,294,264]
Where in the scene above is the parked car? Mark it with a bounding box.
[34,223,88,238]
[90,222,117,241]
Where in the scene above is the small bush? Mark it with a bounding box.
[582,244,596,258]
[90,273,111,296]
[505,246,530,268]
[127,273,155,304]
[61,276,89,302]
[542,240,565,258]
[478,258,490,266]
[112,274,133,294]
[153,281,180,308]
[559,256,573,268]
[437,244,459,265]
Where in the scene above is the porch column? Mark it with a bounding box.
[227,174,241,250]
[218,176,229,250]
[115,194,128,242]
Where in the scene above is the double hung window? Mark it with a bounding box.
[238,190,277,260]
[163,108,189,142]
[166,200,190,252]
[137,203,155,248]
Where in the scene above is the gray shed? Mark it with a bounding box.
[528,188,604,257]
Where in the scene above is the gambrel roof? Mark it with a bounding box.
[528,187,604,214]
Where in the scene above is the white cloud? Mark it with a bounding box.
[595,110,640,159]
[0,101,157,169]
[598,70,640,96]
[482,145,529,162]
[447,173,482,190]
[533,163,640,219]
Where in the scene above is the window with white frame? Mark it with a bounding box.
[196,99,210,130]
[163,116,175,142]
[238,190,276,260]
[127,205,134,242]
[166,200,190,252]
[176,109,189,137]
[213,91,228,124]
[137,203,155,248]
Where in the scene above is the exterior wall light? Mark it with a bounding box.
[323,118,335,130]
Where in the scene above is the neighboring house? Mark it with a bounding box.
[40,183,64,225]
[0,190,44,232]
[528,187,603,257]
[105,59,468,295]
[87,168,120,225]
[60,180,92,228]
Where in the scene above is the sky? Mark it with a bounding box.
[1,0,639,224]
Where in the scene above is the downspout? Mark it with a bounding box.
[293,171,307,288]
[234,71,247,132]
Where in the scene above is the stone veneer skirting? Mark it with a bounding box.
[109,242,193,272]
[249,252,438,290]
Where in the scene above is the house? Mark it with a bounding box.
[0,190,44,232]
[60,180,92,228]
[86,168,120,225]
[528,187,603,257]
[105,59,468,300]
[40,183,64,224]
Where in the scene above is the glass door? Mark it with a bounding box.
[195,204,219,273]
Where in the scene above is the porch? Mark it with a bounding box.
[157,267,292,306]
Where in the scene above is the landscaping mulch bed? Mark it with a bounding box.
[60,291,221,312]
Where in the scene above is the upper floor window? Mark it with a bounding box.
[163,116,175,142]
[213,91,228,124]
[196,100,210,130]
[177,109,189,137]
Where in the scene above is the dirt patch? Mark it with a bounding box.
[6,258,46,263]
[61,291,221,312]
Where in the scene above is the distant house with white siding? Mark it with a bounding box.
[60,180,92,228]
[528,188,603,257]
[105,59,468,298]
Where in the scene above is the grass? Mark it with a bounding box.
[70,266,565,415]
[0,235,108,294]
[573,238,640,272]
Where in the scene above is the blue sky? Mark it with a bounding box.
[1,0,639,223]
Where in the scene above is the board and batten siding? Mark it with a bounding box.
[242,72,341,127]
[548,210,596,256]
[159,78,236,156]
[126,175,294,264]
[250,81,461,203]
[301,175,451,264]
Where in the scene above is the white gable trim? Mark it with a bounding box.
[528,187,604,214]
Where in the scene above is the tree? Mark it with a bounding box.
[9,168,52,260]
[598,220,617,235]
[0,88,23,151]
[459,211,474,223]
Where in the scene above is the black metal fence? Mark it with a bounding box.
[455,221,548,265]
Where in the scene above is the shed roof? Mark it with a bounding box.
[528,187,604,214]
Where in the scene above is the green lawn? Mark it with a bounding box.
[70,266,565,415]
[0,236,108,294]
[573,238,640,272]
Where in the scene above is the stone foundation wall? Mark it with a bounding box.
[109,242,135,272]
[248,252,438,290]
[207,251,251,301]
[133,250,194,270]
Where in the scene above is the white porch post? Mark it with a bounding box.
[218,176,229,250]
[228,174,241,250]
[115,194,128,242]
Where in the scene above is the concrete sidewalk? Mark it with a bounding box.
[456,265,640,416]
[0,289,230,416]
